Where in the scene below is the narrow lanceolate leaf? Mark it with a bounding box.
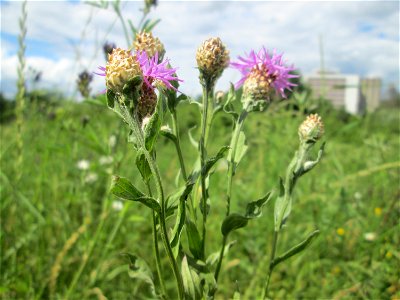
[223,83,239,120]
[186,218,203,259]
[121,253,156,297]
[274,177,289,231]
[136,152,152,182]
[271,230,320,268]
[221,213,248,236]
[245,191,274,218]
[206,240,237,267]
[144,108,161,151]
[160,127,177,143]
[188,125,199,149]
[202,146,230,176]
[181,256,202,300]
[228,130,248,174]
[111,176,160,213]
[106,89,116,108]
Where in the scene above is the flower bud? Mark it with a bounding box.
[298,114,324,142]
[243,65,274,102]
[106,48,142,94]
[196,37,229,88]
[137,83,157,121]
[134,32,165,60]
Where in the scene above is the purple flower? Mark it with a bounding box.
[136,51,182,91]
[94,49,182,93]
[231,47,298,98]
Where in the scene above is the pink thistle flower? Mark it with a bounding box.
[231,47,298,98]
[136,51,182,91]
[95,49,182,93]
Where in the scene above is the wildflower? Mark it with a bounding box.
[134,31,165,60]
[85,172,98,184]
[112,200,124,211]
[298,114,324,142]
[103,41,116,61]
[109,135,117,149]
[77,159,90,171]
[98,47,143,94]
[374,207,382,216]
[231,47,297,99]
[96,48,182,120]
[386,251,393,259]
[364,232,377,242]
[196,37,230,88]
[99,156,114,165]
[354,192,362,200]
[77,70,93,98]
[336,228,345,236]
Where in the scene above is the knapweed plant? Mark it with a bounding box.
[96,34,325,299]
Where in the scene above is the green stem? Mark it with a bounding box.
[171,111,188,182]
[214,110,248,284]
[146,181,167,298]
[262,231,279,299]
[200,86,212,259]
[123,104,184,300]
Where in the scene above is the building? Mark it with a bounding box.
[305,72,381,114]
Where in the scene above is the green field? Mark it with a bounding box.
[1,95,399,299]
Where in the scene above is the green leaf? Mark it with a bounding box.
[206,240,236,267]
[188,125,199,149]
[121,253,156,297]
[111,176,160,213]
[128,20,137,36]
[160,127,177,143]
[202,146,230,176]
[106,89,116,108]
[186,218,202,259]
[143,108,161,151]
[143,18,161,32]
[170,175,198,257]
[136,152,152,182]
[245,191,274,218]
[228,130,248,174]
[271,230,320,268]
[223,83,239,120]
[221,213,248,236]
[181,256,202,300]
[274,177,290,231]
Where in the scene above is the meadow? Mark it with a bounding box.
[1,91,399,299]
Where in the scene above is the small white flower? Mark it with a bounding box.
[85,172,98,184]
[99,155,114,165]
[77,159,90,170]
[109,135,117,149]
[354,192,362,200]
[364,232,376,242]
[112,200,124,211]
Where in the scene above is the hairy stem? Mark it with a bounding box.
[146,181,167,298]
[262,231,279,299]
[214,110,248,284]
[200,86,213,259]
[171,111,188,182]
[122,104,184,300]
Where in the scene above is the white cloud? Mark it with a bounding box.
[0,0,398,99]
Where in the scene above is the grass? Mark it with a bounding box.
[1,96,399,299]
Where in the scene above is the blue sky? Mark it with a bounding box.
[1,0,399,99]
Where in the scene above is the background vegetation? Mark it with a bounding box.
[1,89,399,299]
